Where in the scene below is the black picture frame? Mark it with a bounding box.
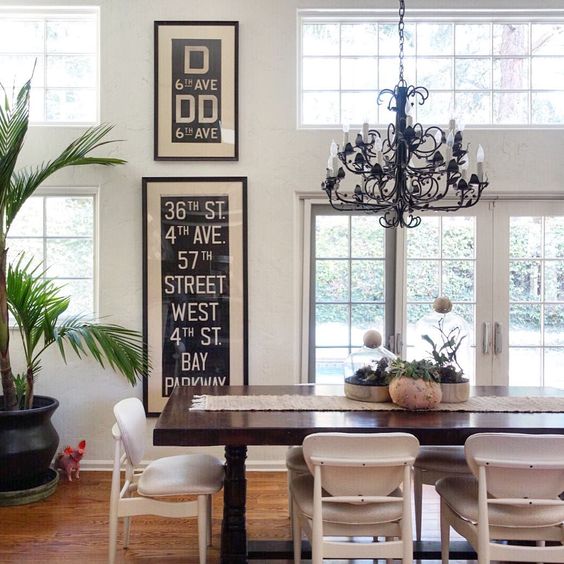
[154,21,239,161]
[142,177,248,415]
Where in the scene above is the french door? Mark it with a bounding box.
[306,199,564,388]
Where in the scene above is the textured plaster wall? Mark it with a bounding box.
[5,0,564,466]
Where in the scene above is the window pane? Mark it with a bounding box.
[351,260,384,301]
[379,57,416,89]
[46,197,93,236]
[455,59,492,90]
[46,238,93,278]
[379,23,415,56]
[351,304,384,346]
[7,238,43,267]
[46,88,96,122]
[407,217,440,258]
[493,58,529,89]
[442,260,474,302]
[417,58,452,89]
[455,92,491,124]
[418,24,453,55]
[9,197,43,236]
[532,24,564,55]
[545,305,564,346]
[341,91,379,125]
[509,347,541,386]
[510,217,542,258]
[0,19,44,52]
[545,261,564,301]
[302,57,339,90]
[316,215,349,258]
[544,348,564,389]
[532,57,564,89]
[510,260,541,301]
[407,260,439,301]
[59,278,93,318]
[341,57,378,90]
[456,24,491,56]
[442,216,475,258]
[494,24,529,56]
[494,92,529,125]
[545,217,564,258]
[351,216,384,258]
[316,260,349,302]
[0,55,44,89]
[46,19,96,53]
[509,304,541,346]
[316,304,349,346]
[532,92,564,124]
[29,88,45,122]
[303,24,339,56]
[302,91,339,124]
[341,23,378,56]
[46,55,96,87]
[417,92,454,125]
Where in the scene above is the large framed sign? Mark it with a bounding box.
[142,177,248,415]
[154,21,239,161]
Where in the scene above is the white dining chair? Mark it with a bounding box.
[108,397,224,564]
[290,432,419,564]
[286,445,310,519]
[414,445,471,540]
[436,432,564,564]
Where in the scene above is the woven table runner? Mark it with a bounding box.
[190,394,564,413]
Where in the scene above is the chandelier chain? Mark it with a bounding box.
[398,0,405,83]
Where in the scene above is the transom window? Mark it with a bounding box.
[0,7,99,124]
[7,193,96,319]
[299,12,564,127]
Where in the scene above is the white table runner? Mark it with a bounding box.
[190,394,564,412]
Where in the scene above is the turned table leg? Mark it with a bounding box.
[221,445,248,563]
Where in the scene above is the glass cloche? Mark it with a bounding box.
[344,330,396,383]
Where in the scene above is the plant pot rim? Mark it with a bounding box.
[440,378,470,384]
[0,395,59,416]
[345,376,388,387]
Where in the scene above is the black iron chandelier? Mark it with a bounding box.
[321,0,489,228]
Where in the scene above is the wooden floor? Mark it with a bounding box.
[0,471,472,563]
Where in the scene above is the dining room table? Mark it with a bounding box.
[153,384,564,563]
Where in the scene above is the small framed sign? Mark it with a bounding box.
[142,177,248,415]
[154,21,239,160]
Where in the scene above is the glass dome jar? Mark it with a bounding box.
[343,330,396,382]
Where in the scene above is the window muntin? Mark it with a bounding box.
[7,194,95,319]
[0,8,99,124]
[299,15,564,127]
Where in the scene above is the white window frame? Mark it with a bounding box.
[7,186,99,325]
[0,6,100,126]
[297,8,564,130]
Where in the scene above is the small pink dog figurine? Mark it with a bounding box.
[55,440,86,481]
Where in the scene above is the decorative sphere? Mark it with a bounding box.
[363,330,383,349]
[433,296,453,314]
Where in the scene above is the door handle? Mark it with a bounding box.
[482,322,491,354]
[494,322,502,355]
[388,333,402,355]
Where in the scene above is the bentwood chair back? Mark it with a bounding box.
[291,432,419,564]
[108,398,224,564]
[436,432,564,564]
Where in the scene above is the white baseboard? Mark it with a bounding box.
[80,459,286,472]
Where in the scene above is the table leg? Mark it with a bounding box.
[221,445,248,563]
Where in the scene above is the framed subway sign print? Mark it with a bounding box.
[154,21,238,160]
[142,177,248,415]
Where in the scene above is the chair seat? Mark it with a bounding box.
[415,446,470,474]
[138,454,224,497]
[291,474,403,525]
[286,446,308,473]
[436,475,564,528]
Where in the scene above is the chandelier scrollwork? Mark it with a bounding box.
[321,0,489,228]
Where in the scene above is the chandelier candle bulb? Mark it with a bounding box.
[477,144,485,182]
[362,121,369,143]
[342,123,350,146]
[449,118,456,131]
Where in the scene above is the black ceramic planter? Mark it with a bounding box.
[0,396,59,492]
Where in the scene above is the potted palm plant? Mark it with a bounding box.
[0,77,147,503]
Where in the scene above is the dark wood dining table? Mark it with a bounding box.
[153,384,564,563]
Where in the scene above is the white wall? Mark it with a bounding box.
[7,0,564,467]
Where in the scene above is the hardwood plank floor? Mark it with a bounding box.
[0,471,473,563]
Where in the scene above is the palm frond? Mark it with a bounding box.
[6,123,126,231]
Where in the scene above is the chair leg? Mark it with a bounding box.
[108,507,119,564]
[123,516,131,548]
[440,498,450,564]
[197,495,208,564]
[207,495,212,546]
[414,467,423,541]
[287,469,293,519]
[292,504,302,564]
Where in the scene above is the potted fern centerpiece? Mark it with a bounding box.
[388,358,442,410]
[0,77,147,503]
